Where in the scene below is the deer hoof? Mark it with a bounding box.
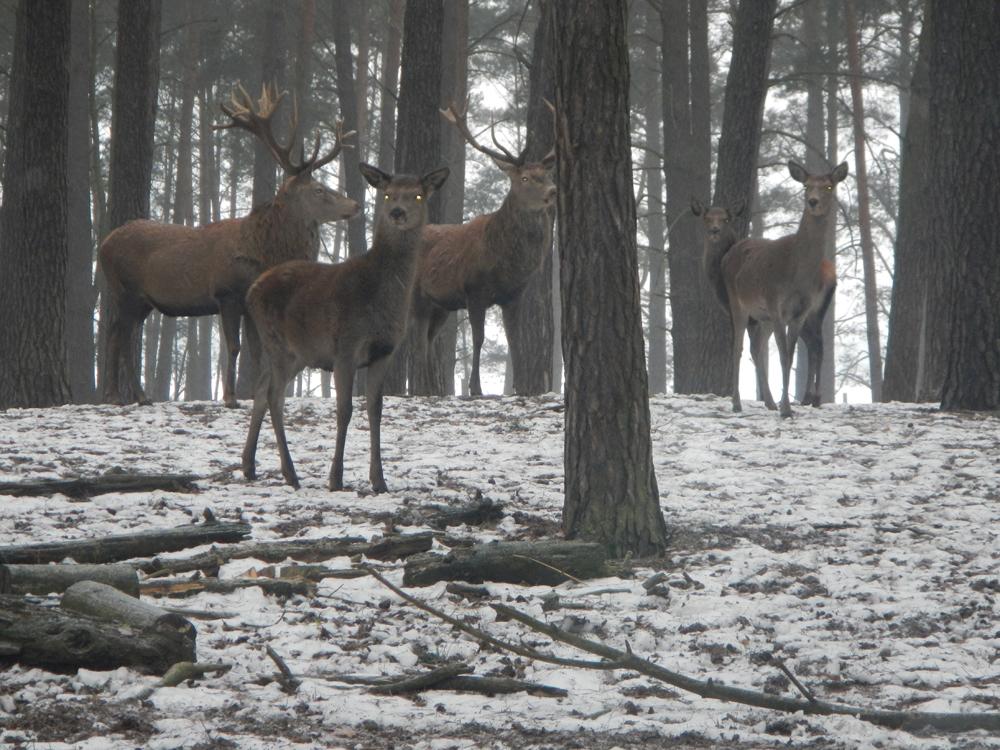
[780,405,793,418]
[764,401,778,411]
[224,398,240,409]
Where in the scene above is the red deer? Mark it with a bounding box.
[693,199,836,410]
[719,160,847,417]
[410,104,556,396]
[241,163,450,492]
[99,84,358,407]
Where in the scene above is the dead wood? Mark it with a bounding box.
[0,520,252,565]
[0,472,198,498]
[265,644,301,694]
[136,531,433,577]
[322,670,564,696]
[387,498,505,530]
[0,594,191,675]
[278,564,368,581]
[0,563,139,597]
[403,540,608,586]
[369,663,472,694]
[139,576,315,599]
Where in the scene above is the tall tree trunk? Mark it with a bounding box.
[709,0,777,397]
[821,0,839,404]
[88,5,107,240]
[384,0,444,396]
[845,0,883,402]
[883,6,934,402]
[935,1,1000,411]
[377,0,404,177]
[663,0,715,395]
[0,0,72,408]
[332,0,367,259]
[66,0,96,404]
[640,2,667,394]
[503,0,556,396]
[552,0,667,557]
[96,0,162,404]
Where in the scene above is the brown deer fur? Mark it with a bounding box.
[242,163,449,492]
[99,85,357,407]
[720,160,847,417]
[410,105,556,396]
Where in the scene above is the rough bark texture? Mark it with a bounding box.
[935,1,1000,411]
[383,0,445,395]
[403,541,608,587]
[504,0,557,396]
[883,10,935,402]
[333,0,367,259]
[0,0,72,409]
[553,0,668,557]
[663,0,717,396]
[98,0,162,404]
[0,472,198,498]
[66,0,97,404]
[0,564,140,597]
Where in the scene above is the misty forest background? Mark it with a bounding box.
[0,0,997,415]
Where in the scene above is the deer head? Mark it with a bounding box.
[691,198,745,240]
[360,163,450,231]
[441,103,556,211]
[788,160,848,218]
[218,83,360,222]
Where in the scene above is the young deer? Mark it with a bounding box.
[241,164,449,492]
[693,198,837,410]
[721,160,847,417]
[99,84,357,407]
[410,104,556,396]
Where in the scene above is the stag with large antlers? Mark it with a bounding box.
[720,160,847,417]
[409,103,556,396]
[99,84,358,406]
[242,163,449,492]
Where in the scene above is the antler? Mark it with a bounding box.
[441,102,522,167]
[217,83,354,176]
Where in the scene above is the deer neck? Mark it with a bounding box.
[246,199,320,266]
[487,195,551,272]
[369,223,423,297]
[791,210,830,276]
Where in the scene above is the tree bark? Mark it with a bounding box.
[664,0,717,396]
[332,0,367,259]
[0,564,140,597]
[845,0,883,402]
[0,472,198,498]
[402,540,608,587]
[98,0,163,404]
[504,0,557,396]
[710,0,778,398]
[66,0,97,404]
[883,8,935,402]
[0,0,72,409]
[553,0,668,557]
[935,1,1000,411]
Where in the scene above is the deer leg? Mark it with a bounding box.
[242,366,271,481]
[468,304,487,397]
[365,355,390,494]
[219,301,242,408]
[800,314,823,407]
[748,320,777,410]
[773,321,802,419]
[730,308,749,413]
[267,362,299,489]
[329,360,356,491]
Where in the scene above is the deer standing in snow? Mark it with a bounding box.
[409,104,556,396]
[99,84,358,406]
[241,163,449,492]
[719,160,847,417]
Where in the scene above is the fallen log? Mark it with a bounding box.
[139,576,315,599]
[0,563,140,597]
[0,594,191,675]
[325,670,566,698]
[403,540,608,587]
[136,532,433,577]
[0,472,199,499]
[0,520,252,566]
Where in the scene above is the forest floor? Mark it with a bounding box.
[0,393,998,750]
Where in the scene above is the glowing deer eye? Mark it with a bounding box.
[825,186,833,191]
[415,195,423,201]
[384,194,390,201]
[521,176,528,182]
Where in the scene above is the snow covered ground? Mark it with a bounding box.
[0,393,997,749]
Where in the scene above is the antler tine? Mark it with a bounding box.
[216,81,300,174]
[303,118,356,174]
[441,101,519,166]
[488,121,520,165]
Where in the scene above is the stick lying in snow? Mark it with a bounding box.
[0,472,199,498]
[369,663,472,694]
[365,568,1000,734]
[327,671,568,697]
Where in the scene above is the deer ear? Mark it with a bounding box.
[831,162,849,183]
[360,163,391,189]
[690,198,704,216]
[787,160,809,184]
[421,166,450,194]
[541,150,556,170]
[492,157,518,177]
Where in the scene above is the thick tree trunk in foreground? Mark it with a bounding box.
[553,0,667,557]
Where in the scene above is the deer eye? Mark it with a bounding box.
[415,195,423,201]
[825,185,833,191]
[384,194,390,201]
[521,176,528,182]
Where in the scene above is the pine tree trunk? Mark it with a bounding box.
[553,0,667,557]
[0,0,72,409]
[935,1,1000,411]
[845,0,883,402]
[504,0,556,396]
[821,0,839,404]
